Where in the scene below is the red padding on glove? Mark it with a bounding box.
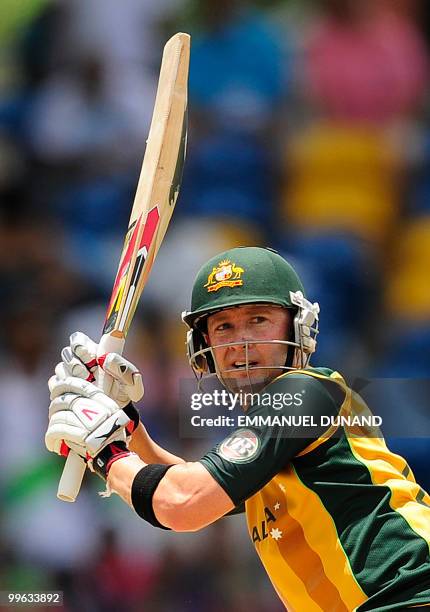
[60,440,70,457]
[97,354,107,369]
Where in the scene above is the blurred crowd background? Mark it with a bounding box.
[1,0,430,610]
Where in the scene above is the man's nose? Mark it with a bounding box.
[230,336,255,350]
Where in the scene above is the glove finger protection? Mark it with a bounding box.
[69,332,99,370]
[54,361,70,381]
[61,346,90,379]
[48,374,87,401]
[101,353,144,403]
[49,375,116,403]
[48,378,120,417]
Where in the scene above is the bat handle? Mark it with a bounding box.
[56,333,126,502]
[57,452,86,502]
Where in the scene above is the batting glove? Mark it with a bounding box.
[60,331,144,409]
[45,377,132,479]
[48,375,140,436]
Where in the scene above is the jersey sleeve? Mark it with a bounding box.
[199,373,344,506]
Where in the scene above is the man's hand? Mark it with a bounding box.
[59,332,144,408]
[45,377,131,477]
[48,374,141,438]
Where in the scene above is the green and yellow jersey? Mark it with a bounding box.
[199,368,430,611]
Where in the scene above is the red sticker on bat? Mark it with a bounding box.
[103,206,160,334]
[104,215,142,324]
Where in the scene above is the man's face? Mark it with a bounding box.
[205,304,292,390]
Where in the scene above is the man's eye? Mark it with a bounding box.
[250,316,267,324]
[215,322,231,332]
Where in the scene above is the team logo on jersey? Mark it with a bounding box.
[218,428,260,463]
[204,259,244,292]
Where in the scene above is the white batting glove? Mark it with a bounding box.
[45,378,132,479]
[60,331,144,408]
[48,374,140,437]
[46,378,128,455]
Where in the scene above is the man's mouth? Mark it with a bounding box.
[232,361,259,370]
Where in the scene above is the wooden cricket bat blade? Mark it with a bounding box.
[57,32,190,502]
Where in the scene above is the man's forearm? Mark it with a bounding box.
[107,454,146,506]
[129,422,186,465]
[107,456,234,531]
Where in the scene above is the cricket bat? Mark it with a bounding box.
[57,32,190,502]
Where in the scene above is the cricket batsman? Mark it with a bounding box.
[45,246,430,610]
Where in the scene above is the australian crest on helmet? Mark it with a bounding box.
[204,259,245,292]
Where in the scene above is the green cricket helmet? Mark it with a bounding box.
[182,246,320,380]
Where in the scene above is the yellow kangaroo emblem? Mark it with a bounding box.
[204,260,245,292]
[204,267,218,287]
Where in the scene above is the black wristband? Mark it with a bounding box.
[123,402,140,433]
[93,441,131,480]
[131,464,173,530]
